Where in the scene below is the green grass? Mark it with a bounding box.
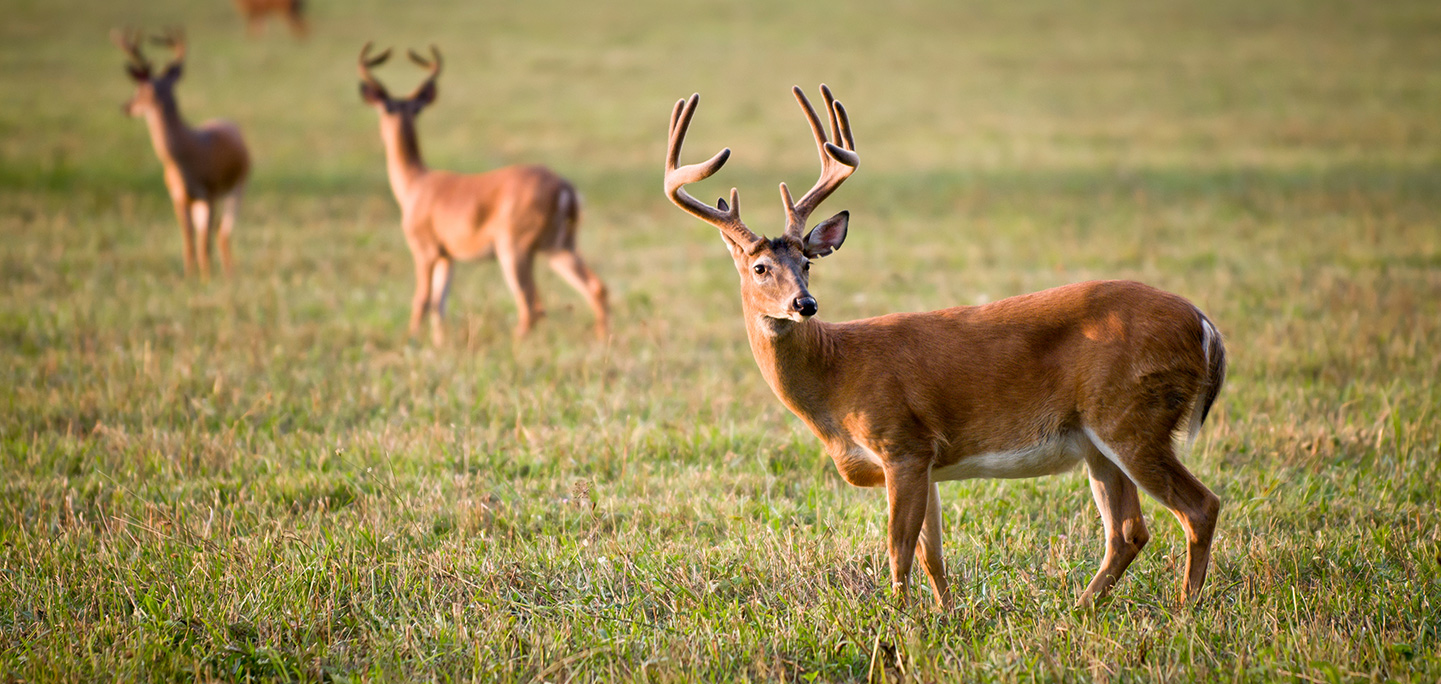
[3,0,1440,681]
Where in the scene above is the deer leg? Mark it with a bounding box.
[546,250,610,340]
[916,481,952,609]
[1077,446,1149,606]
[171,198,198,278]
[498,248,540,338]
[287,5,308,38]
[1086,428,1220,606]
[408,254,435,340]
[428,256,452,347]
[217,190,241,277]
[882,458,933,608]
[191,200,214,280]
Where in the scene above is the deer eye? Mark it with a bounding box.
[802,261,810,272]
[752,263,767,275]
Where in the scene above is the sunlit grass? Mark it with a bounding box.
[2,0,1439,681]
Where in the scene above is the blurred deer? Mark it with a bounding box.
[232,0,308,38]
[358,43,609,344]
[664,86,1226,608]
[114,28,250,279]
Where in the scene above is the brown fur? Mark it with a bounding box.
[665,87,1226,609]
[232,0,308,38]
[358,44,608,343]
[116,29,249,279]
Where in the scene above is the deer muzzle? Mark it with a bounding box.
[793,295,818,318]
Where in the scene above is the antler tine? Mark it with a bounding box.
[408,45,443,76]
[781,84,859,239]
[821,84,857,153]
[664,94,759,247]
[407,44,442,97]
[151,26,186,67]
[111,27,149,69]
[358,41,392,89]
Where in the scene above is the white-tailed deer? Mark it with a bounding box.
[232,0,308,38]
[358,43,609,344]
[664,86,1226,608]
[115,28,250,279]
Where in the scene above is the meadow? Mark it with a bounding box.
[2,0,1439,681]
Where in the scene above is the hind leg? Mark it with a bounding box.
[286,4,309,38]
[498,247,541,338]
[1085,427,1220,605]
[546,250,609,340]
[1077,444,1150,606]
[217,190,241,277]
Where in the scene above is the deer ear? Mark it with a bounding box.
[359,81,387,105]
[412,80,437,107]
[718,231,747,259]
[161,62,182,81]
[803,211,848,258]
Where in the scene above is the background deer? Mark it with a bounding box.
[358,43,609,344]
[115,28,250,279]
[232,0,309,38]
[664,86,1226,608]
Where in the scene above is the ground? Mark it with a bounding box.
[1,0,1438,681]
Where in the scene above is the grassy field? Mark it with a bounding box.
[3,0,1439,681]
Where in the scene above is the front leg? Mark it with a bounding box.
[190,200,213,279]
[170,196,198,277]
[408,253,436,340]
[883,457,933,608]
[428,256,452,347]
[916,481,952,609]
[497,244,541,338]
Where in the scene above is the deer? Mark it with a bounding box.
[358,43,609,345]
[114,28,250,280]
[663,85,1226,609]
[232,0,309,39]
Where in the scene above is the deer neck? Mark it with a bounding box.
[141,96,193,172]
[743,312,839,435]
[379,116,427,203]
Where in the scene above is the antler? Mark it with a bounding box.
[408,45,442,76]
[664,94,760,248]
[150,26,186,70]
[111,27,150,73]
[407,45,443,97]
[358,41,393,92]
[780,84,858,240]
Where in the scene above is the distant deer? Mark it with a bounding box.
[358,43,609,344]
[232,0,308,38]
[114,28,250,279]
[663,86,1226,608]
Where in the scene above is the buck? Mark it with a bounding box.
[232,0,308,38]
[358,43,609,344]
[663,86,1226,607]
[115,28,250,279]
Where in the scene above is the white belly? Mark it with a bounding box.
[930,431,1087,481]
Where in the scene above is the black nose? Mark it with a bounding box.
[794,296,818,317]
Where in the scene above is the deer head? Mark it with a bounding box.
[113,27,187,117]
[357,42,442,120]
[664,85,857,330]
